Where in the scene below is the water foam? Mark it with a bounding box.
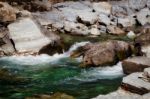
[0,42,89,65]
[64,62,124,82]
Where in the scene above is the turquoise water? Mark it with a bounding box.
[0,42,123,99]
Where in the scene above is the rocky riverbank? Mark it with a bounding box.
[0,0,150,99]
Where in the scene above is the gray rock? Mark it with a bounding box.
[111,5,128,17]
[122,72,150,95]
[93,2,112,15]
[128,0,147,11]
[118,17,136,27]
[8,18,52,53]
[92,89,142,99]
[147,0,150,8]
[98,14,111,25]
[137,8,150,25]
[122,57,150,74]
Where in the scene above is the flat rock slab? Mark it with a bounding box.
[8,18,51,52]
[122,57,150,74]
[122,72,150,95]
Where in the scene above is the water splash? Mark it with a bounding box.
[0,42,89,65]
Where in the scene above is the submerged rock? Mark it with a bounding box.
[71,40,132,67]
[122,57,150,74]
[26,92,75,99]
[0,68,28,84]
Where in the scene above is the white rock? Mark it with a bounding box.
[8,18,52,53]
[64,21,89,35]
[90,25,101,36]
[77,11,98,25]
[137,8,150,25]
[127,31,136,39]
[93,2,112,15]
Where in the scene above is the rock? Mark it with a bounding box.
[121,72,150,95]
[77,11,98,25]
[8,18,61,55]
[111,5,128,17]
[135,24,150,45]
[93,88,142,99]
[93,2,112,15]
[71,40,132,67]
[128,0,147,11]
[90,25,101,36]
[122,57,150,74]
[136,8,150,25]
[64,21,89,35]
[107,25,126,35]
[127,31,136,39]
[118,17,136,27]
[0,2,16,22]
[98,13,111,25]
[143,67,150,79]
[147,0,150,8]
[142,45,150,57]
[0,50,5,57]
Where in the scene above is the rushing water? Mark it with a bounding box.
[0,42,124,99]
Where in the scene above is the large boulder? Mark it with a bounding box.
[128,0,147,11]
[122,72,150,95]
[0,2,16,22]
[71,40,132,67]
[8,17,62,55]
[122,57,150,74]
